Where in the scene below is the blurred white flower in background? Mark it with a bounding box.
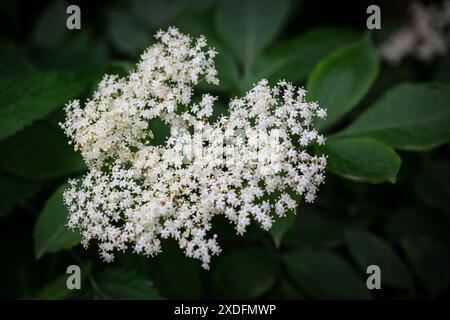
[60,27,327,269]
[380,1,450,64]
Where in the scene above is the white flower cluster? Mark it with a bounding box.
[380,1,450,64]
[61,27,327,269]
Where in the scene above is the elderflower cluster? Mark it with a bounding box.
[60,27,327,269]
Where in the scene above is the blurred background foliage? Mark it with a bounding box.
[0,0,449,299]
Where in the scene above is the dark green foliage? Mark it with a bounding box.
[307,36,380,130]
[339,83,450,150]
[0,172,41,217]
[283,251,372,299]
[0,123,86,179]
[34,183,81,259]
[345,230,414,290]
[211,247,278,299]
[315,137,401,184]
[0,71,92,140]
[0,0,449,300]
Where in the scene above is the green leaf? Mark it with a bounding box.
[258,27,360,84]
[107,9,151,56]
[338,83,450,150]
[269,213,296,248]
[0,123,86,180]
[436,54,450,84]
[94,267,161,300]
[0,44,36,76]
[35,30,108,72]
[34,183,81,259]
[0,71,91,140]
[151,241,202,299]
[283,251,372,299]
[212,247,277,299]
[414,160,450,214]
[401,237,450,296]
[0,172,41,218]
[32,0,68,48]
[315,137,401,184]
[215,0,289,71]
[283,207,373,248]
[0,0,18,34]
[279,279,305,300]
[384,208,450,248]
[345,230,414,290]
[307,36,380,130]
[268,278,305,300]
[131,0,190,29]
